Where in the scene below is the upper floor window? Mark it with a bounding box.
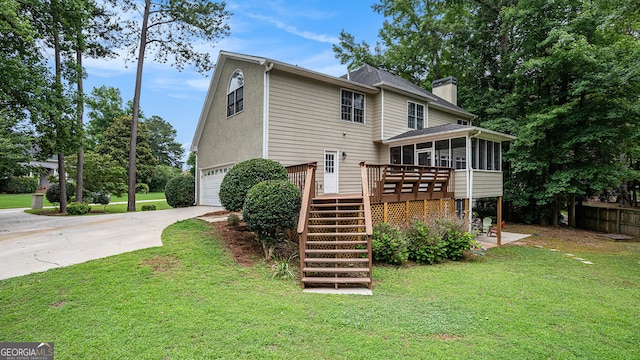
[457,119,469,126]
[341,89,365,124]
[227,70,244,117]
[408,101,424,130]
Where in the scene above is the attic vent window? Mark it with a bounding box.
[227,70,244,117]
[341,89,365,124]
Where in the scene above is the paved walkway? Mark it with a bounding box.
[477,231,531,249]
[0,206,223,280]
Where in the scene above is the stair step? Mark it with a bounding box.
[303,267,370,273]
[304,258,370,264]
[310,203,363,208]
[309,217,365,222]
[307,232,365,237]
[310,209,364,214]
[305,249,368,254]
[308,224,365,229]
[302,277,371,284]
[306,240,368,245]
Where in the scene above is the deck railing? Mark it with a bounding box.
[285,162,318,195]
[363,163,455,204]
[291,163,316,272]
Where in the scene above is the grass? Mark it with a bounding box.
[0,192,166,210]
[24,200,171,215]
[0,221,638,359]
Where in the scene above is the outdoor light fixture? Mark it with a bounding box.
[342,152,347,159]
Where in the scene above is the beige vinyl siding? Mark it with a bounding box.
[472,171,503,198]
[382,91,411,139]
[370,94,382,141]
[268,71,380,194]
[428,107,462,127]
[197,59,264,170]
[454,169,467,198]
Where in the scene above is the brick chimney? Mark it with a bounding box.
[431,76,458,106]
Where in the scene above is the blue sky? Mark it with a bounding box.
[83,0,385,164]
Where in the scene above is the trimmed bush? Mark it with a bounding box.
[0,177,38,194]
[135,183,149,194]
[219,158,288,212]
[45,183,75,204]
[372,223,408,265]
[67,202,91,215]
[242,180,301,259]
[141,204,156,211]
[165,174,195,208]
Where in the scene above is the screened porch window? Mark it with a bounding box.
[390,145,415,165]
[471,138,501,171]
[389,137,467,169]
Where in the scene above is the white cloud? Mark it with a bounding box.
[246,13,340,44]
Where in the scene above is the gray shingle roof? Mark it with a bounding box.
[342,65,473,116]
[386,124,473,141]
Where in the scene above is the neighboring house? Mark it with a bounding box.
[191,51,514,218]
[28,155,58,191]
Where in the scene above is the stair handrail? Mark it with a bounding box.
[359,162,373,236]
[297,163,316,234]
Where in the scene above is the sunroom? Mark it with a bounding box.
[381,123,516,222]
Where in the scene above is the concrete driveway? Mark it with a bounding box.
[0,206,218,280]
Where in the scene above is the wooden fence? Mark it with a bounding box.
[575,205,640,238]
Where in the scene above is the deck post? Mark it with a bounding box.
[497,196,503,246]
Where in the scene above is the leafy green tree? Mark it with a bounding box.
[187,152,196,176]
[149,164,182,192]
[144,115,185,168]
[119,0,231,211]
[96,116,157,186]
[85,86,127,150]
[336,0,640,224]
[65,153,127,196]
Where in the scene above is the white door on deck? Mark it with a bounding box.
[324,151,338,194]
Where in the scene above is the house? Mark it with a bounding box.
[191,51,514,215]
[191,51,515,289]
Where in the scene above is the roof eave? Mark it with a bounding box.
[383,126,516,144]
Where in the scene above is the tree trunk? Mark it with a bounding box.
[76,46,84,202]
[128,0,151,212]
[568,194,576,228]
[54,18,67,214]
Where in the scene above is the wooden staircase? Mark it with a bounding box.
[295,162,373,290]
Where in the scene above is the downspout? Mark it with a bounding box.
[468,130,482,232]
[263,62,274,158]
[194,151,199,204]
[380,89,385,144]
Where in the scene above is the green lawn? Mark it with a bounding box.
[0,192,166,209]
[0,221,638,359]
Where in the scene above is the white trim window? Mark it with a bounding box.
[341,89,365,124]
[457,119,469,126]
[227,70,244,117]
[471,138,501,171]
[408,101,424,129]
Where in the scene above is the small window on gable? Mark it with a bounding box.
[227,70,244,117]
[457,119,469,126]
[341,89,365,124]
[408,101,425,130]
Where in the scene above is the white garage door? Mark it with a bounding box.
[201,166,231,206]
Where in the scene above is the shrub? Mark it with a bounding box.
[90,192,111,205]
[219,158,288,211]
[45,183,75,204]
[135,183,150,194]
[437,217,474,260]
[227,214,241,227]
[242,180,301,259]
[405,220,445,265]
[0,177,38,194]
[371,223,408,265]
[67,202,91,215]
[165,174,195,208]
[141,204,156,211]
[149,165,182,192]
